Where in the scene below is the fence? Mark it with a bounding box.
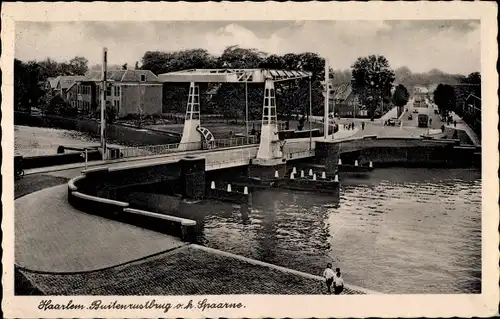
[117,136,259,159]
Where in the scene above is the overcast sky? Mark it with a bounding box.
[15,20,480,75]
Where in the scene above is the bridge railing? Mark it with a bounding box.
[118,142,202,158]
[206,148,259,170]
[212,136,259,149]
[117,136,259,159]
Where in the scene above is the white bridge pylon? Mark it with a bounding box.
[179,82,202,150]
[256,79,281,160]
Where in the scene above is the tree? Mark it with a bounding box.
[462,72,481,98]
[351,55,395,120]
[14,59,45,113]
[464,72,480,85]
[433,84,456,117]
[392,84,410,117]
[134,61,140,70]
[122,63,128,70]
[259,54,286,69]
[37,58,60,79]
[218,45,266,69]
[68,56,89,75]
[141,49,217,75]
[44,95,74,116]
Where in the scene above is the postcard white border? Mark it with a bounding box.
[2,2,498,318]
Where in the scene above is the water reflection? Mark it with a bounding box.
[197,168,481,294]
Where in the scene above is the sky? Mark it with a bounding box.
[15,20,480,75]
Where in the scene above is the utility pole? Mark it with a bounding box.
[324,58,329,139]
[101,47,107,160]
[309,76,312,151]
[245,79,249,144]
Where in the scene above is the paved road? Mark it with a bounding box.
[399,97,443,130]
[15,184,185,272]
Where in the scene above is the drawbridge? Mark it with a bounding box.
[158,68,312,161]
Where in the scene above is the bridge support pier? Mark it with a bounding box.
[248,161,287,181]
[179,156,205,200]
[315,141,340,177]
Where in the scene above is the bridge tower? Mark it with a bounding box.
[179,82,201,150]
[250,78,286,179]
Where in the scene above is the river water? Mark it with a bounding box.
[196,168,481,294]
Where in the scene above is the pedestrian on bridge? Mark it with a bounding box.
[361,122,365,130]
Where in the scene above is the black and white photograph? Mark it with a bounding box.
[2,2,498,318]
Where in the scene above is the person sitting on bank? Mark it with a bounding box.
[333,268,344,295]
[323,263,335,294]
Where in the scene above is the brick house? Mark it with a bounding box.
[74,70,163,118]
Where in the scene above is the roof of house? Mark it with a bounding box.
[48,77,59,89]
[466,94,481,101]
[80,70,160,82]
[50,76,85,91]
[60,76,85,89]
[331,83,353,101]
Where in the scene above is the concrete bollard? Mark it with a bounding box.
[292,167,297,174]
[313,173,317,181]
[355,160,359,166]
[338,158,342,165]
[290,172,295,180]
[211,181,215,189]
[334,174,339,182]
[369,161,373,168]
[275,170,279,178]
[301,170,305,178]
[227,184,232,192]
[322,171,326,179]
[309,169,313,176]
[243,186,248,195]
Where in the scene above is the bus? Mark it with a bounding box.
[418,114,429,128]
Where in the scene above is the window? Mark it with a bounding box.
[114,86,120,97]
[106,85,111,96]
[140,74,146,82]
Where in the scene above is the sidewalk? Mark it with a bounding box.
[19,244,377,295]
[447,112,481,146]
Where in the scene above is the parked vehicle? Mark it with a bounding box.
[14,156,24,180]
[413,109,419,114]
[408,114,413,120]
[387,118,396,126]
[418,114,429,128]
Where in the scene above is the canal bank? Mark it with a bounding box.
[15,132,481,295]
